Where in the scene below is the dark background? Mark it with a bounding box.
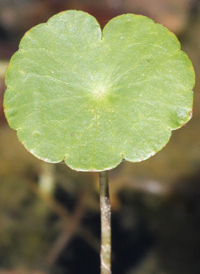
[0,0,200,273]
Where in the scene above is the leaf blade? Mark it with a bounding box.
[4,10,195,171]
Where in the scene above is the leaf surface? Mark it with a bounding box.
[4,10,195,171]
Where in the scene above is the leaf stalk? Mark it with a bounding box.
[99,170,111,274]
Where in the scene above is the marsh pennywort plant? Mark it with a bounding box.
[4,10,195,274]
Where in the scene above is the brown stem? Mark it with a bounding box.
[99,170,111,274]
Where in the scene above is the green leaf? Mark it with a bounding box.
[4,10,195,171]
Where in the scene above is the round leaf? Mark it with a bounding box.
[4,10,195,171]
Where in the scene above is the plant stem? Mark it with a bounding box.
[99,170,111,274]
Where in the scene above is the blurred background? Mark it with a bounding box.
[0,0,200,273]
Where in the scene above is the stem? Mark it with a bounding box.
[99,170,111,274]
